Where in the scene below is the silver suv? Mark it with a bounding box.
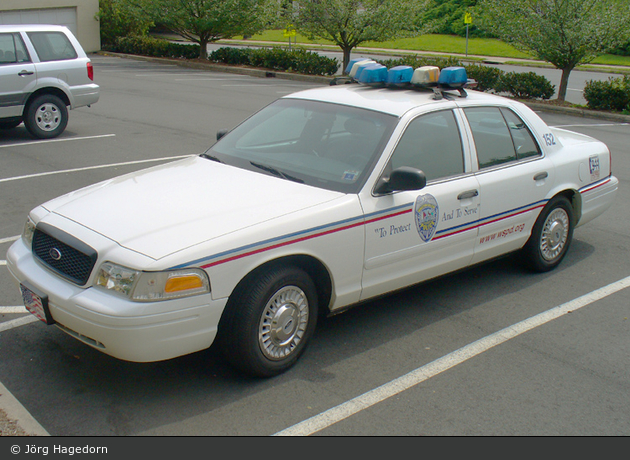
[0,24,100,139]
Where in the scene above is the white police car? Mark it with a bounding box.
[7,65,618,377]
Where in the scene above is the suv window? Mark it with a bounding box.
[0,33,30,64]
[27,31,77,62]
[465,107,541,169]
[390,110,464,181]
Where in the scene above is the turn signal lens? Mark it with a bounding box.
[165,274,205,293]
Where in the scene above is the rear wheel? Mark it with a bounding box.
[218,265,318,377]
[24,94,68,139]
[522,195,574,272]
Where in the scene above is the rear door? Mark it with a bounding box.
[462,106,554,264]
[0,32,35,118]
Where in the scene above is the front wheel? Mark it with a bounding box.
[522,195,574,272]
[218,266,318,377]
[24,95,68,139]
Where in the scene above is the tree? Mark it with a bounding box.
[476,0,630,102]
[96,0,153,47]
[141,0,274,59]
[294,0,430,73]
[422,0,490,38]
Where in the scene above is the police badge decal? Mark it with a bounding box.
[414,194,439,242]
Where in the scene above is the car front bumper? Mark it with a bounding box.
[6,238,226,362]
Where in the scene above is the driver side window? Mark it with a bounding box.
[390,110,464,181]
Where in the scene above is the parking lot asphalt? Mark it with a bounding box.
[0,54,630,436]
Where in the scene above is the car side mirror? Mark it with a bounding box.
[374,166,427,194]
[216,129,229,141]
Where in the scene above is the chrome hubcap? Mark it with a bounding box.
[258,286,309,360]
[540,208,569,261]
[35,103,61,131]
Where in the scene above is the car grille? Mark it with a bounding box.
[32,224,98,286]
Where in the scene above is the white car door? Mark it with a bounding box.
[359,108,480,301]
[462,106,555,264]
[0,32,35,119]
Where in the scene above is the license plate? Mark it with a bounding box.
[20,283,55,325]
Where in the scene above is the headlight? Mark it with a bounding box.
[22,217,36,247]
[95,262,210,301]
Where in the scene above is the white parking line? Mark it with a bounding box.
[554,123,630,128]
[0,134,115,149]
[0,235,19,245]
[0,315,38,333]
[0,307,27,314]
[0,154,195,184]
[273,275,630,436]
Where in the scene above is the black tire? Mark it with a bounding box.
[522,195,574,272]
[0,119,22,130]
[24,94,68,139]
[218,265,318,378]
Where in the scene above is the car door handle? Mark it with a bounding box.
[534,172,548,181]
[18,70,35,77]
[457,189,479,200]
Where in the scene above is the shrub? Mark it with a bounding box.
[377,55,462,70]
[495,71,555,99]
[108,36,200,59]
[583,75,630,112]
[209,47,339,76]
[209,47,250,65]
[463,64,504,92]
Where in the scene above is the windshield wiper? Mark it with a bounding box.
[200,153,223,163]
[250,162,304,184]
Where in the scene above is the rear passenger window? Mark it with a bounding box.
[500,108,541,159]
[390,110,464,181]
[0,33,30,64]
[27,31,77,62]
[465,107,541,169]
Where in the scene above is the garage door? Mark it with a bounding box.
[0,8,77,37]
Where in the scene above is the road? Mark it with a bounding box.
[0,55,629,437]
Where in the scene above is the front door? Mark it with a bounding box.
[360,108,480,301]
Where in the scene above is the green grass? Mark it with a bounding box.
[232,30,630,68]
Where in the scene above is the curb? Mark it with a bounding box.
[0,381,49,436]
[97,51,630,123]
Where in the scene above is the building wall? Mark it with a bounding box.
[0,0,100,52]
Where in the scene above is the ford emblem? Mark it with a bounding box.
[49,248,62,261]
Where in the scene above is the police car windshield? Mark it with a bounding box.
[206,98,397,193]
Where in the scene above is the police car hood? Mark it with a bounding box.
[43,156,342,260]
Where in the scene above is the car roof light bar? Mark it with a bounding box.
[331,63,476,98]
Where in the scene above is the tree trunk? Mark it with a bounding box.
[200,39,209,60]
[342,46,353,75]
[557,67,573,102]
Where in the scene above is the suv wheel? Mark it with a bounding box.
[24,95,68,139]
